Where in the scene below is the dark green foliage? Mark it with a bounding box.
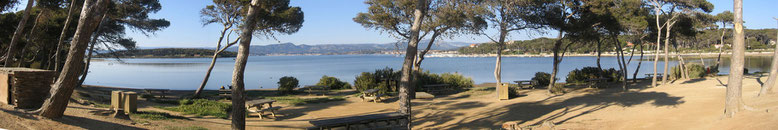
[163,99,230,118]
[354,67,398,94]
[687,64,706,79]
[316,75,351,89]
[131,111,186,120]
[532,72,554,87]
[277,76,299,95]
[96,48,237,58]
[566,67,621,83]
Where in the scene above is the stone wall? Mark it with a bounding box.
[0,68,56,109]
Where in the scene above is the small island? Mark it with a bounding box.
[96,48,238,58]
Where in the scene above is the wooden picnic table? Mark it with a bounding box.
[143,89,170,98]
[302,85,330,95]
[513,80,535,89]
[645,73,664,79]
[246,99,280,119]
[421,84,450,94]
[307,112,409,130]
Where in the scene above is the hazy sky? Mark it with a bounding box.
[14,0,778,47]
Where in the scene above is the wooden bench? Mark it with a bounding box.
[307,112,408,130]
[421,84,451,95]
[302,85,330,96]
[645,73,664,79]
[360,89,383,103]
[513,80,536,89]
[218,89,231,99]
[246,99,279,120]
[143,89,170,99]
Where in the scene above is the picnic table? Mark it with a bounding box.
[307,112,409,130]
[360,89,384,102]
[421,84,451,95]
[513,80,536,89]
[143,89,170,98]
[218,87,232,99]
[246,99,281,119]
[645,73,664,79]
[302,85,330,95]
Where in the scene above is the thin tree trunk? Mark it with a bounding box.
[194,26,232,98]
[230,0,262,129]
[612,34,628,90]
[54,0,80,72]
[414,31,441,72]
[18,10,47,67]
[758,20,778,96]
[596,39,603,78]
[3,0,35,67]
[399,1,426,129]
[662,21,676,84]
[549,30,564,93]
[77,13,107,87]
[633,43,644,83]
[652,8,662,87]
[725,0,744,118]
[495,29,506,98]
[38,0,110,118]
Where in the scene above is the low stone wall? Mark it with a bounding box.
[0,68,56,109]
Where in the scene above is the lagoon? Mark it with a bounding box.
[85,55,773,90]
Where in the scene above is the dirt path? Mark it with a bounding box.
[2,76,778,129]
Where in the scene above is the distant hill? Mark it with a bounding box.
[224,40,468,55]
[96,48,237,58]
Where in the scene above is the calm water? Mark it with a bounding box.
[85,55,773,90]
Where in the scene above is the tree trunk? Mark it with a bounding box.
[495,29,506,98]
[548,30,564,93]
[414,31,440,72]
[633,43,644,83]
[596,39,603,78]
[77,13,107,87]
[38,0,110,118]
[758,21,778,96]
[399,1,426,129]
[662,21,676,84]
[18,10,47,67]
[652,10,662,87]
[229,0,262,129]
[3,0,34,67]
[612,34,628,90]
[725,0,744,118]
[54,0,80,72]
[194,26,232,98]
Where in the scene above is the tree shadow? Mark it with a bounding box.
[680,78,707,84]
[414,82,686,129]
[270,99,349,120]
[54,115,144,130]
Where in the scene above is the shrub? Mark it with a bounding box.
[566,67,621,83]
[316,75,352,89]
[278,76,299,95]
[414,70,474,90]
[687,64,706,79]
[163,99,230,118]
[531,72,554,87]
[354,72,379,92]
[670,65,683,80]
[354,67,399,94]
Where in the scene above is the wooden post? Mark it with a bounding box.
[123,92,137,114]
[110,91,123,111]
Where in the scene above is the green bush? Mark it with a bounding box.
[566,67,621,83]
[687,64,706,79]
[670,65,683,80]
[354,67,399,94]
[531,72,554,87]
[278,76,299,95]
[316,75,352,89]
[414,70,474,90]
[163,99,230,118]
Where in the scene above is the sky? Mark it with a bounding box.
[14,0,778,47]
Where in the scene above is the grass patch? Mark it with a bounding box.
[131,111,186,120]
[165,126,207,130]
[461,87,493,96]
[90,101,111,108]
[267,96,345,106]
[162,99,231,118]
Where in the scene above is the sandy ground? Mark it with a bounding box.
[2,75,778,130]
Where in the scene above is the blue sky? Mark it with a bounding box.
[14,0,778,47]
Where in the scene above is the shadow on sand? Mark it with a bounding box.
[413,81,686,129]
